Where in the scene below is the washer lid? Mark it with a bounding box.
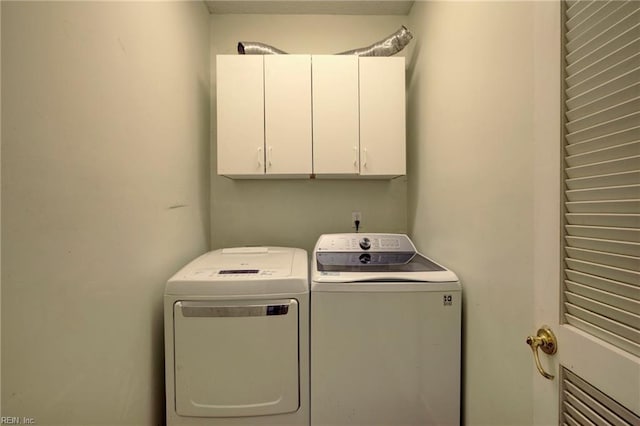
[312,251,459,287]
[313,252,458,284]
[316,252,445,273]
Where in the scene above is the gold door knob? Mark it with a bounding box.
[526,326,557,380]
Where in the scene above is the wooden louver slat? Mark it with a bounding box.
[566,269,639,299]
[566,0,607,32]
[567,2,638,52]
[561,368,640,425]
[566,68,640,110]
[566,184,640,201]
[565,280,639,314]
[565,155,640,178]
[565,127,640,155]
[565,246,640,270]
[566,82,640,120]
[565,97,640,133]
[566,52,639,97]
[566,171,640,190]
[566,141,640,166]
[566,40,640,88]
[565,258,638,285]
[566,235,639,257]
[565,200,640,214]
[567,24,640,76]
[565,225,639,243]
[563,0,640,357]
[565,291,639,330]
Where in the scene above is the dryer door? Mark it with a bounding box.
[173,299,299,418]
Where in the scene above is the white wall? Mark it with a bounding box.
[1,2,210,424]
[0,1,2,414]
[210,14,408,253]
[407,2,536,424]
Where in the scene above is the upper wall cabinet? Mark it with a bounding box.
[264,55,312,176]
[216,55,265,177]
[216,55,405,179]
[216,55,312,178]
[359,57,406,177]
[312,55,360,176]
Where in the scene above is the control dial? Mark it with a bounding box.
[359,237,371,250]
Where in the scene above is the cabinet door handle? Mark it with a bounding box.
[257,147,263,169]
[363,148,368,168]
[353,146,359,168]
[268,146,273,168]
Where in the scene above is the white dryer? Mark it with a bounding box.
[311,233,461,426]
[164,247,309,426]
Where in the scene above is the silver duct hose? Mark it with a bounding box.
[237,26,413,56]
[336,26,413,56]
[237,42,287,55]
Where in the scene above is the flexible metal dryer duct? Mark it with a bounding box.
[237,26,413,56]
[237,42,287,55]
[336,26,413,56]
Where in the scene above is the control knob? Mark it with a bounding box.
[359,237,371,250]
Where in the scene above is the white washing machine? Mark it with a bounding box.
[164,247,309,426]
[311,233,461,426]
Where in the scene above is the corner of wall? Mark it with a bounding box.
[1,0,4,415]
[405,0,425,239]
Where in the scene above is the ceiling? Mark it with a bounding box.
[204,1,415,15]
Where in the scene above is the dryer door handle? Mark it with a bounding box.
[177,301,292,317]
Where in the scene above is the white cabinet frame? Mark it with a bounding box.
[216,55,406,179]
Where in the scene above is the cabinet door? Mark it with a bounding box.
[216,55,265,177]
[264,55,312,176]
[312,55,360,175]
[359,57,406,177]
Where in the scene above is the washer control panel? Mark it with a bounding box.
[315,233,416,253]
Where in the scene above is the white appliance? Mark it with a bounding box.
[164,247,309,426]
[311,233,461,426]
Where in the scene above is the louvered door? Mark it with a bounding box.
[531,1,638,423]
[563,0,640,357]
[560,0,639,420]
